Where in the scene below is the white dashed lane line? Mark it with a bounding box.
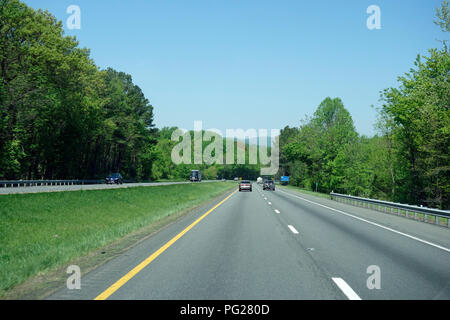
[288,225,299,234]
[278,189,450,253]
[332,278,362,300]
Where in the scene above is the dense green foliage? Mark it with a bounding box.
[1,0,448,207]
[150,127,262,181]
[0,0,157,180]
[279,1,449,209]
[378,47,449,208]
[0,0,262,182]
[279,49,449,208]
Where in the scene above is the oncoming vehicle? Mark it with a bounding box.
[190,170,202,182]
[239,180,252,192]
[106,173,123,185]
[257,177,263,184]
[263,179,275,191]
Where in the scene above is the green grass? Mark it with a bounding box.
[0,182,236,296]
[153,178,187,182]
[279,184,331,199]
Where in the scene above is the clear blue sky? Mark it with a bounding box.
[25,0,446,136]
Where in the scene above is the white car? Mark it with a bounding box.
[239,181,252,192]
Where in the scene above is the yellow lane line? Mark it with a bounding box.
[94,189,238,300]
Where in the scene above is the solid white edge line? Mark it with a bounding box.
[278,189,450,253]
[288,225,299,234]
[332,278,362,300]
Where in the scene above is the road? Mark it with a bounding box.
[49,183,450,300]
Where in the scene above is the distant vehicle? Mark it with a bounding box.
[234,177,239,182]
[106,173,123,185]
[190,170,202,182]
[239,180,252,192]
[257,177,263,184]
[263,179,275,191]
[280,176,290,186]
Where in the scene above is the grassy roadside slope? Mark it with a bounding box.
[0,182,236,297]
[278,184,331,199]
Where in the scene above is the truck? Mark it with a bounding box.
[280,176,290,186]
[257,177,263,184]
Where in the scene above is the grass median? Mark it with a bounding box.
[0,182,236,297]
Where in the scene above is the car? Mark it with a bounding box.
[190,170,202,182]
[263,179,275,191]
[239,180,252,192]
[106,173,123,184]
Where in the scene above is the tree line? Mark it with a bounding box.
[1,0,448,208]
[0,0,264,182]
[278,2,449,209]
[0,0,158,180]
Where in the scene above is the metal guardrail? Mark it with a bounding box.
[0,180,103,188]
[330,192,450,228]
[0,179,223,188]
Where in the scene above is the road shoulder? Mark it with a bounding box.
[278,186,450,250]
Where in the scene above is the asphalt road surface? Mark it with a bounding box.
[49,183,450,300]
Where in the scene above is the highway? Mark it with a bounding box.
[49,183,450,300]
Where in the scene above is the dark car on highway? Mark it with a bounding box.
[105,173,123,185]
[190,170,202,182]
[239,180,252,192]
[263,179,275,191]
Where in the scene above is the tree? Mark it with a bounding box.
[435,0,450,33]
[281,98,358,192]
[379,48,450,208]
[0,0,157,181]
